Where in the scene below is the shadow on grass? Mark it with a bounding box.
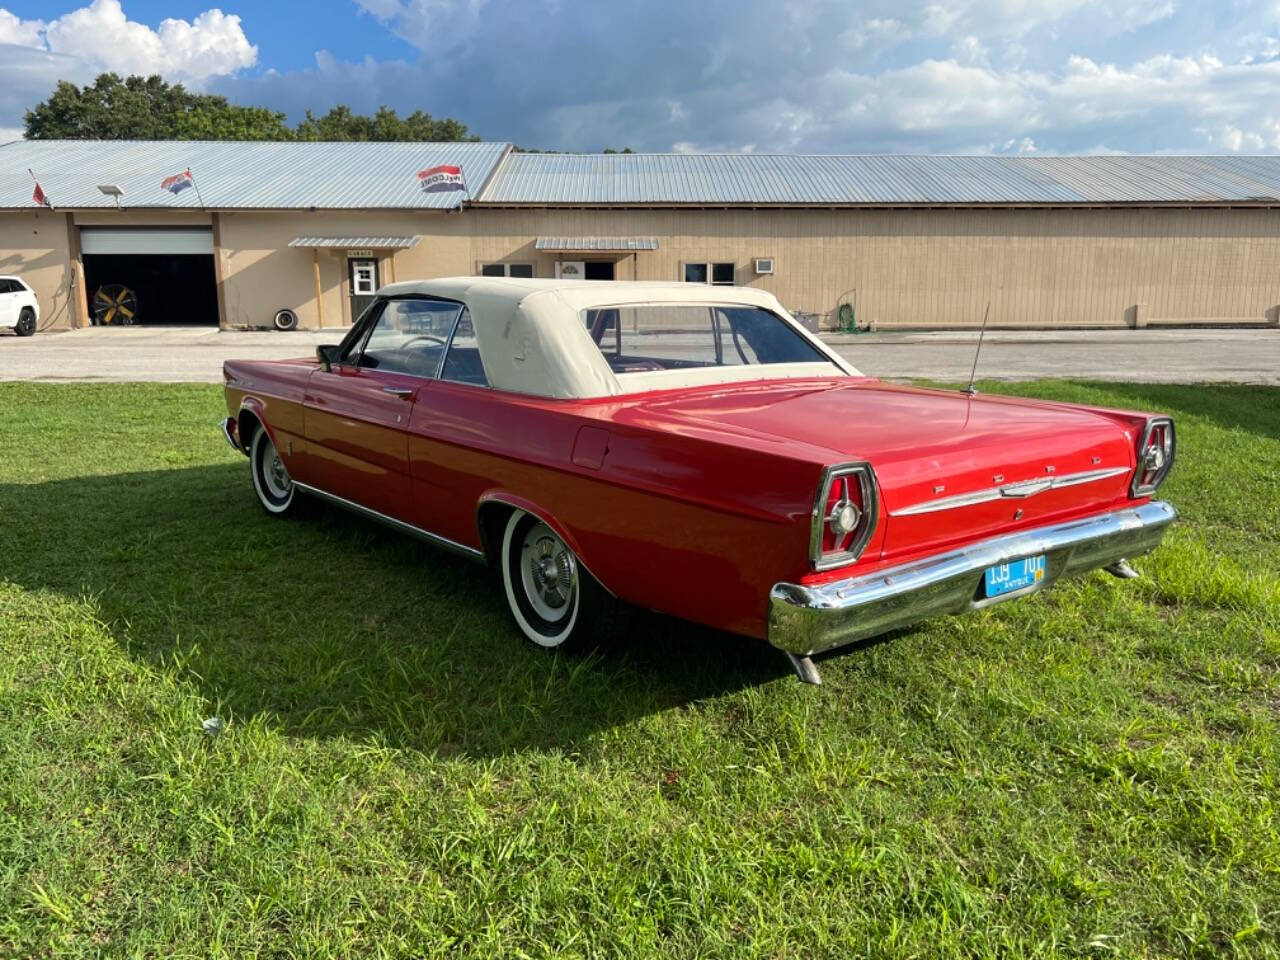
[3,463,789,758]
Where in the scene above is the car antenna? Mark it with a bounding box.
[962,301,991,396]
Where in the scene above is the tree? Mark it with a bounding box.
[23,72,631,149]
[23,74,479,143]
[25,74,291,140]
[294,105,480,142]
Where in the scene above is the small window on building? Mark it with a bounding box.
[683,262,735,285]
[480,263,535,278]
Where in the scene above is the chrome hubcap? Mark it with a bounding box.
[260,441,292,499]
[520,523,577,622]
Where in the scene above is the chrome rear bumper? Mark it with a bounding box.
[768,500,1175,657]
[220,416,245,454]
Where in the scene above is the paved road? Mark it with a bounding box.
[1,324,1278,385]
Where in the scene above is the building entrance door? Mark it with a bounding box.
[348,258,379,322]
[584,261,615,280]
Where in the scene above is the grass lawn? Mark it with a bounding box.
[1,380,1277,958]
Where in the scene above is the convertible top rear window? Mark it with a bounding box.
[582,304,826,376]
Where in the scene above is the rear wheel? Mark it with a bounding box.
[15,309,35,337]
[500,509,628,654]
[249,426,296,515]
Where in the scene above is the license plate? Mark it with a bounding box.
[983,555,1046,598]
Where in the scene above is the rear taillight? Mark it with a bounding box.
[810,462,878,571]
[1131,417,1175,496]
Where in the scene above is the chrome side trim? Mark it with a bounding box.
[769,500,1175,657]
[890,466,1130,516]
[293,481,485,562]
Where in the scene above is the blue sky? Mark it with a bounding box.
[4,0,1280,154]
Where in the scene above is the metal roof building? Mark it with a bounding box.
[0,139,511,210]
[2,139,1279,335]
[7,140,1280,209]
[478,153,1280,207]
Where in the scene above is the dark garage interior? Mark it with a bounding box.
[83,253,218,325]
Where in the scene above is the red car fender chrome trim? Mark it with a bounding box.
[476,491,617,597]
[220,417,245,455]
[237,397,282,454]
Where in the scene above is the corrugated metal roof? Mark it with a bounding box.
[535,236,659,250]
[289,236,420,248]
[7,141,1280,210]
[478,153,1280,206]
[0,140,510,210]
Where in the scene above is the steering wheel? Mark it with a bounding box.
[400,334,448,350]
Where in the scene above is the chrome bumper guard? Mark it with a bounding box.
[768,500,1176,657]
[220,417,245,454]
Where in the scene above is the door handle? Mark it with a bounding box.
[381,387,415,399]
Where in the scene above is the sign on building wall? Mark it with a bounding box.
[346,249,375,258]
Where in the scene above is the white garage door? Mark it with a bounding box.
[80,227,214,256]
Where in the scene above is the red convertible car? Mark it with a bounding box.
[221,278,1175,683]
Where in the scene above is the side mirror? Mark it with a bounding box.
[316,344,340,372]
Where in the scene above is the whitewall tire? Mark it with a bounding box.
[249,426,296,515]
[499,508,630,654]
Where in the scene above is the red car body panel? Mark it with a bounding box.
[225,359,1161,641]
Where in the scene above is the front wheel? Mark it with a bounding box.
[249,426,297,515]
[500,509,628,654]
[15,309,35,337]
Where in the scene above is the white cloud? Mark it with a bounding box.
[0,9,43,46]
[354,0,492,51]
[40,0,256,81]
[0,0,256,82]
[951,34,989,65]
[212,0,1280,156]
[0,1,258,136]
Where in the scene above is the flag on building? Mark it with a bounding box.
[162,170,194,195]
[417,164,467,194]
[29,169,49,207]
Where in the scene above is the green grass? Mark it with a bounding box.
[0,380,1277,959]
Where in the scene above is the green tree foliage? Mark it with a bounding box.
[25,74,292,140]
[294,105,478,142]
[24,74,478,143]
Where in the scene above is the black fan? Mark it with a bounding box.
[92,284,139,325]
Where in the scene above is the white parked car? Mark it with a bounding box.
[0,275,39,336]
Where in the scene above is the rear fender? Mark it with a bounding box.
[236,396,282,455]
[476,491,616,596]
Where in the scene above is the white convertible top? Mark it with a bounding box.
[375,277,856,398]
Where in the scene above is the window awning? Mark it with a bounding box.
[535,236,659,252]
[288,236,420,249]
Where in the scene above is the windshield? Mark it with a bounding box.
[582,304,828,375]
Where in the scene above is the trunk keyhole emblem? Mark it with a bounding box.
[1013,508,1024,520]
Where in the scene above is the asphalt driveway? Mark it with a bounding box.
[1,324,1278,384]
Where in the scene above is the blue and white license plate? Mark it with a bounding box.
[983,555,1046,598]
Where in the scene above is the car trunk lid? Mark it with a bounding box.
[631,378,1138,560]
